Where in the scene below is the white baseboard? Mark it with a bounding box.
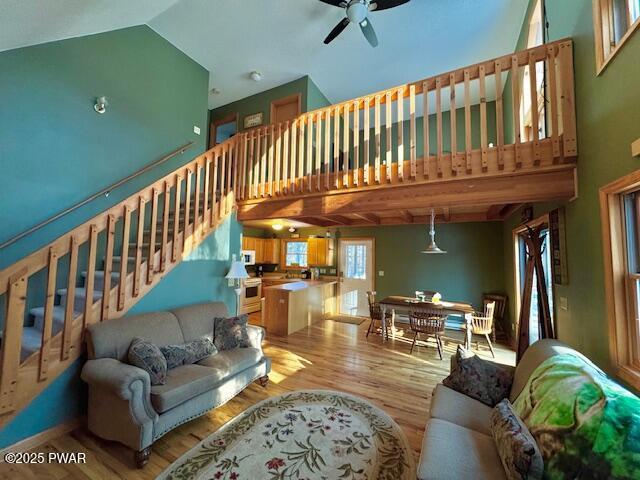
[0,417,83,459]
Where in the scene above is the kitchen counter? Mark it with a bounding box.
[263,280,337,336]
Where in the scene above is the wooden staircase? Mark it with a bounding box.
[0,140,237,429]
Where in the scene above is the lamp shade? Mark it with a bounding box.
[225,260,249,280]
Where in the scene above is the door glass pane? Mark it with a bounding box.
[529,230,554,343]
[345,244,366,279]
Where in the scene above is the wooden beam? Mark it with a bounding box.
[353,213,380,224]
[499,203,523,220]
[442,207,451,222]
[237,166,576,221]
[399,210,414,223]
[486,204,505,220]
[632,138,640,157]
[295,217,336,227]
[320,215,352,226]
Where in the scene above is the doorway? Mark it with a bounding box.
[270,93,301,124]
[514,217,555,345]
[210,113,238,147]
[338,238,374,316]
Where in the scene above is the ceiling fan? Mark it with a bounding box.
[320,0,410,47]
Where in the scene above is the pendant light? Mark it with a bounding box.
[422,209,447,254]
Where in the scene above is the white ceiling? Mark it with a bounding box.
[0,0,529,110]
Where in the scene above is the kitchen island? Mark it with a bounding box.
[263,280,337,336]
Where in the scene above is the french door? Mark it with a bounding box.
[338,238,374,316]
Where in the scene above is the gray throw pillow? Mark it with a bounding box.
[127,337,167,385]
[214,314,250,351]
[443,345,514,407]
[491,399,544,480]
[160,338,217,369]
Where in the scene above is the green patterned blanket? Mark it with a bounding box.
[512,353,640,479]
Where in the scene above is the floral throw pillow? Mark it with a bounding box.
[160,338,217,369]
[127,337,167,385]
[214,314,251,351]
[443,346,515,407]
[491,399,544,480]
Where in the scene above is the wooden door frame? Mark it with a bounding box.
[337,237,376,316]
[209,113,239,147]
[270,93,302,124]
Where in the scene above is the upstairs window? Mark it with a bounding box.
[285,241,308,267]
[593,0,640,73]
[520,0,546,142]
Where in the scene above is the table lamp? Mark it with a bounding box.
[226,254,249,315]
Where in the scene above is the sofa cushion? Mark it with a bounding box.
[127,338,167,385]
[418,418,506,480]
[430,384,493,435]
[150,364,221,413]
[491,399,543,480]
[171,302,228,343]
[214,314,251,351]
[160,338,217,369]
[197,347,263,376]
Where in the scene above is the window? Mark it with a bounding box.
[520,0,546,142]
[285,241,308,267]
[345,244,367,279]
[601,171,640,390]
[593,0,640,73]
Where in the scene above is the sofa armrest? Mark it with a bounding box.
[81,358,158,423]
[247,325,266,352]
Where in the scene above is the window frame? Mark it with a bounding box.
[593,0,640,74]
[600,170,640,390]
[283,240,308,268]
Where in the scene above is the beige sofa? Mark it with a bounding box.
[417,339,597,479]
[81,302,270,467]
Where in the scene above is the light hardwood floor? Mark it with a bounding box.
[1,315,514,479]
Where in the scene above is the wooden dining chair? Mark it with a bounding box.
[467,301,496,358]
[482,294,507,341]
[408,308,448,359]
[366,291,393,338]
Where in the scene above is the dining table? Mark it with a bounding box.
[377,295,476,346]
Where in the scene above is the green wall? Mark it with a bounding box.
[0,26,241,448]
[306,76,332,111]
[503,0,640,376]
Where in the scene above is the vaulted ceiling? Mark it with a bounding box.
[0,0,529,109]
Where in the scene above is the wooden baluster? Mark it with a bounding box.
[363,97,370,185]
[117,206,131,311]
[0,268,27,413]
[385,91,392,182]
[283,122,290,193]
[343,105,350,188]
[221,146,229,209]
[334,105,341,188]
[315,112,322,191]
[307,114,313,192]
[40,248,58,380]
[212,152,220,223]
[241,134,248,199]
[193,164,201,235]
[436,77,443,177]
[298,117,305,191]
[101,214,115,321]
[374,95,381,183]
[512,55,522,168]
[173,175,182,262]
[409,85,417,179]
[248,132,255,197]
[226,142,233,210]
[260,127,267,197]
[397,87,404,181]
[133,198,145,296]
[547,45,560,161]
[233,139,241,202]
[495,59,505,170]
[324,110,331,190]
[183,169,192,249]
[423,81,430,179]
[61,236,79,360]
[268,125,275,196]
[353,101,360,186]
[160,182,170,269]
[529,53,540,166]
[275,125,282,195]
[252,133,260,198]
[463,69,472,174]
[290,120,297,193]
[148,189,159,282]
[479,65,488,172]
[559,42,577,157]
[203,157,211,227]
[449,73,457,176]
[83,225,98,326]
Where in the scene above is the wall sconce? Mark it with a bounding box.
[94,96,108,114]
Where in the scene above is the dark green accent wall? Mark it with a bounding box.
[503,0,640,376]
[0,26,241,447]
[306,76,332,111]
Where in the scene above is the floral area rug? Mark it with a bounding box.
[158,390,416,480]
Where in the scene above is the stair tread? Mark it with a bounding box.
[21,327,43,357]
[81,271,120,279]
[57,287,104,300]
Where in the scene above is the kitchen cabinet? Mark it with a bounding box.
[242,236,280,264]
[307,238,332,266]
[242,236,256,251]
[254,238,265,263]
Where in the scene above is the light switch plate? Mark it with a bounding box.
[193,125,201,135]
[378,270,384,276]
[559,296,568,311]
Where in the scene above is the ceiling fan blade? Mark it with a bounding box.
[360,18,378,47]
[370,0,410,11]
[324,18,350,44]
[318,0,348,7]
